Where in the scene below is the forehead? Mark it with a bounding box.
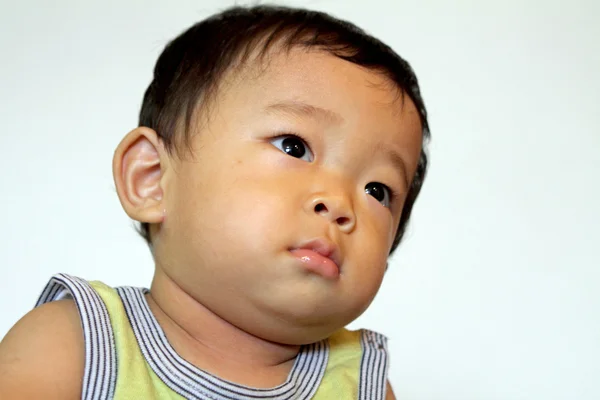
[210,47,422,165]
[224,47,406,116]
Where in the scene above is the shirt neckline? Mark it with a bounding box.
[116,286,329,400]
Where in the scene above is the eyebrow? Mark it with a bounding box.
[263,100,344,125]
[374,142,411,189]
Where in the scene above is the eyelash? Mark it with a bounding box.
[274,131,312,147]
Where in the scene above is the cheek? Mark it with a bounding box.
[341,258,386,321]
[353,245,387,288]
[176,158,299,252]
[360,198,397,251]
[345,213,390,297]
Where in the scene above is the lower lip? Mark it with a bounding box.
[289,249,340,279]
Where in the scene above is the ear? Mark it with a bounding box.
[112,127,168,224]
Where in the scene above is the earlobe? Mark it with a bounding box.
[113,127,167,224]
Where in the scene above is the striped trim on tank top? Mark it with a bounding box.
[117,286,329,399]
[359,330,389,400]
[35,274,389,399]
[35,274,117,400]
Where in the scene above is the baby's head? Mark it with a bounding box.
[113,5,429,345]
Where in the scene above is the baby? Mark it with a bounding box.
[0,4,429,399]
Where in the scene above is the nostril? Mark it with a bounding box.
[336,216,350,226]
[314,203,327,213]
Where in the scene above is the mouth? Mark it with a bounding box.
[289,238,341,280]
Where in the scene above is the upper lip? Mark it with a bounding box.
[293,238,342,269]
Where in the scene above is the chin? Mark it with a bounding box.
[255,304,365,345]
[254,321,344,346]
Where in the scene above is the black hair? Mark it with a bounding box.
[137,4,430,254]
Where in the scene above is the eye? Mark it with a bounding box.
[365,182,392,208]
[270,135,314,162]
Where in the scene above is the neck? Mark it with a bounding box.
[146,267,300,387]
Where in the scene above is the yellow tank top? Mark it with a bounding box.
[36,274,389,399]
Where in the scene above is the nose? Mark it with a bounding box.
[308,194,356,233]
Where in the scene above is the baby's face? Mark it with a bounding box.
[155,48,422,344]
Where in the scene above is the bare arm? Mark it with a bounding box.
[386,381,396,400]
[0,300,84,400]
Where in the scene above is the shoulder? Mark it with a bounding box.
[0,299,84,399]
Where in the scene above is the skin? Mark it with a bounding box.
[0,47,421,398]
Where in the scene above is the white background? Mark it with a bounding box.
[1,1,599,399]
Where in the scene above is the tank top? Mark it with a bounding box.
[35,273,389,400]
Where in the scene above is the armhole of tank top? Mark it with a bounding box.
[35,273,117,400]
[358,329,390,400]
